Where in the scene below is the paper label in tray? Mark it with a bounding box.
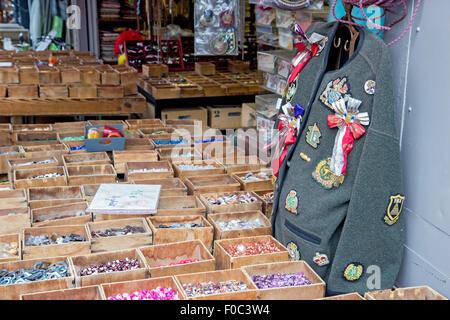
[87,184,161,214]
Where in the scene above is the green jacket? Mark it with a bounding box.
[272,22,405,295]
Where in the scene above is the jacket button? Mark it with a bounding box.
[287,161,291,167]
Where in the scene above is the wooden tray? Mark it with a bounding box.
[147,216,213,251]
[216,155,267,174]
[53,121,87,133]
[21,144,70,166]
[151,137,191,150]
[151,84,180,99]
[199,191,262,214]
[31,202,91,227]
[242,261,326,300]
[132,178,187,197]
[22,225,91,260]
[157,147,202,163]
[7,84,38,98]
[70,248,149,287]
[100,70,121,85]
[14,166,67,189]
[157,196,206,217]
[19,66,39,84]
[38,66,61,84]
[69,84,97,98]
[28,185,85,210]
[87,218,153,253]
[39,84,69,98]
[0,256,74,300]
[65,164,117,186]
[112,150,158,174]
[0,233,21,263]
[184,174,241,196]
[97,84,124,98]
[232,168,274,192]
[138,127,178,140]
[63,152,111,167]
[139,240,215,278]
[364,286,447,300]
[125,138,155,151]
[21,285,104,300]
[174,269,258,300]
[125,119,164,129]
[214,235,289,270]
[172,160,225,179]
[12,124,53,132]
[8,156,58,172]
[14,132,58,146]
[207,211,272,241]
[78,67,101,85]
[0,66,19,83]
[101,276,184,300]
[0,145,23,173]
[124,161,174,181]
[59,67,81,84]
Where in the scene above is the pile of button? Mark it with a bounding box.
[12,159,56,167]
[0,261,69,285]
[0,241,19,258]
[206,192,259,206]
[152,259,200,268]
[177,164,216,171]
[157,223,204,229]
[30,173,64,180]
[81,258,140,276]
[216,218,265,231]
[107,287,180,300]
[91,225,145,238]
[251,272,312,289]
[241,171,271,182]
[224,241,282,257]
[129,168,169,173]
[182,280,248,298]
[25,234,86,246]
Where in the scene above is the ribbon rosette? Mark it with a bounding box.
[328,98,370,176]
[289,24,320,84]
[266,103,305,178]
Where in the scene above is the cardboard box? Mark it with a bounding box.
[162,107,208,125]
[241,103,257,128]
[208,106,242,130]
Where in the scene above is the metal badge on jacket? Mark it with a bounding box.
[384,195,405,226]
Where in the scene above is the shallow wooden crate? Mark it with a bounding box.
[7,84,38,98]
[195,62,216,76]
[63,140,86,154]
[28,185,85,210]
[139,240,215,278]
[0,188,28,209]
[87,120,128,128]
[115,67,138,85]
[207,211,272,241]
[125,119,164,129]
[157,147,202,163]
[214,235,290,270]
[142,64,163,78]
[70,248,149,287]
[81,184,101,203]
[199,191,262,214]
[22,225,91,260]
[147,216,213,251]
[122,82,138,96]
[364,286,447,300]
[172,160,225,179]
[97,84,124,98]
[216,155,268,174]
[0,256,74,300]
[31,202,91,227]
[112,150,158,174]
[0,233,21,263]
[132,178,187,197]
[21,285,104,300]
[232,169,274,192]
[38,66,61,84]
[175,269,258,300]
[178,85,204,98]
[53,121,88,133]
[19,66,39,84]
[63,152,111,167]
[14,132,58,146]
[125,161,174,181]
[201,83,226,97]
[66,164,117,186]
[101,276,184,300]
[242,261,326,300]
[138,127,178,140]
[184,174,241,196]
[100,70,121,85]
[0,66,19,83]
[318,293,366,300]
[87,218,153,253]
[57,131,85,144]
[8,156,58,172]
[151,84,181,99]
[14,166,67,189]
[125,138,155,151]
[22,144,70,166]
[12,123,53,132]
[39,84,68,98]
[124,129,143,139]
[69,84,97,98]
[0,145,23,173]
[59,67,81,84]
[228,61,250,74]
[157,196,207,217]
[254,190,274,219]
[78,67,101,85]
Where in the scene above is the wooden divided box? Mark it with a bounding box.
[21,286,104,300]
[214,235,289,270]
[124,161,174,181]
[112,150,158,174]
[70,248,149,287]
[66,164,117,186]
[28,185,85,210]
[63,152,110,167]
[242,261,326,300]
[232,168,274,192]
[14,166,67,189]
[147,216,213,251]
[172,160,225,178]
[157,196,206,217]
[157,147,202,163]
[184,174,240,196]
[125,119,164,129]
[199,191,262,214]
[319,293,366,300]
[7,84,38,98]
[39,84,68,98]
[0,256,74,300]
[87,218,153,253]
[207,211,272,241]
[133,178,187,196]
[125,138,155,151]
[101,276,184,300]
[0,233,21,263]
[22,225,91,260]
[175,269,258,300]
[364,286,447,300]
[139,240,215,278]
[31,202,91,227]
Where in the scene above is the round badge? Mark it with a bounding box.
[209,36,229,55]
[364,80,376,95]
[200,9,216,27]
[286,242,301,261]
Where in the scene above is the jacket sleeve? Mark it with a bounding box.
[326,47,405,295]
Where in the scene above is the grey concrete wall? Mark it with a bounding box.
[385,0,449,297]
